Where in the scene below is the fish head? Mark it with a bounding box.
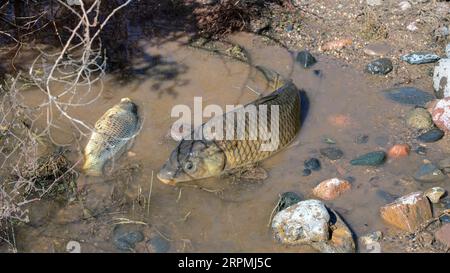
[157,139,225,185]
[118,97,138,114]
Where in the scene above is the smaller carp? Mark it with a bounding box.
[82,98,140,176]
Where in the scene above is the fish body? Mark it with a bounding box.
[158,68,301,185]
[82,98,139,176]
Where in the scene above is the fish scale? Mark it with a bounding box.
[212,81,301,170]
[83,98,139,176]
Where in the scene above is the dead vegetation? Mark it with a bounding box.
[194,0,276,38]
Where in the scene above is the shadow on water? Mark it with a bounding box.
[299,89,309,126]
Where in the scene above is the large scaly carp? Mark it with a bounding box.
[157,67,301,185]
[82,98,140,176]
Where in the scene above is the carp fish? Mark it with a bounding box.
[157,67,302,185]
[82,98,140,176]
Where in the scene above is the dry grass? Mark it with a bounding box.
[194,0,264,38]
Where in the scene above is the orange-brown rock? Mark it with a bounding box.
[313,178,351,200]
[379,191,432,232]
[387,144,410,158]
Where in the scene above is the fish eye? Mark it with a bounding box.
[184,161,196,172]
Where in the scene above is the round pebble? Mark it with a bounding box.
[366,58,393,75]
[304,158,321,171]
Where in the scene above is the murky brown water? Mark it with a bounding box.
[5,33,449,253]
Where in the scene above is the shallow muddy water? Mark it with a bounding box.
[6,33,449,253]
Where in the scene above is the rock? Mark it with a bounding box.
[276,192,302,212]
[304,158,321,171]
[112,224,145,251]
[401,52,440,65]
[417,128,444,143]
[146,234,170,253]
[434,26,449,40]
[433,58,450,99]
[406,107,433,129]
[313,70,323,77]
[380,191,432,232]
[446,44,450,58]
[296,51,317,68]
[431,97,450,132]
[272,200,330,245]
[440,197,450,209]
[350,151,386,166]
[387,144,410,158]
[320,38,352,51]
[384,87,434,106]
[399,1,412,11]
[313,178,351,200]
[367,0,382,6]
[302,168,312,176]
[272,200,355,253]
[366,58,393,75]
[435,224,450,248]
[440,215,450,224]
[360,231,383,253]
[310,209,355,253]
[406,22,418,32]
[414,163,446,183]
[363,43,392,57]
[320,147,344,160]
[356,134,369,144]
[285,23,294,32]
[415,146,427,155]
[424,187,446,203]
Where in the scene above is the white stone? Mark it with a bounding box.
[407,22,418,32]
[367,0,382,6]
[433,58,450,98]
[446,44,450,58]
[399,1,412,11]
[272,199,330,245]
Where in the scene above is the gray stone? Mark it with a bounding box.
[433,58,450,99]
[276,192,302,212]
[350,151,386,166]
[417,128,444,143]
[296,51,317,68]
[367,0,382,6]
[384,87,434,106]
[401,52,440,65]
[271,200,355,253]
[366,58,393,75]
[398,1,411,11]
[414,163,446,183]
[112,224,145,251]
[446,44,450,58]
[434,26,449,39]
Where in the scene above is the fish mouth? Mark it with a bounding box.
[157,170,177,186]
